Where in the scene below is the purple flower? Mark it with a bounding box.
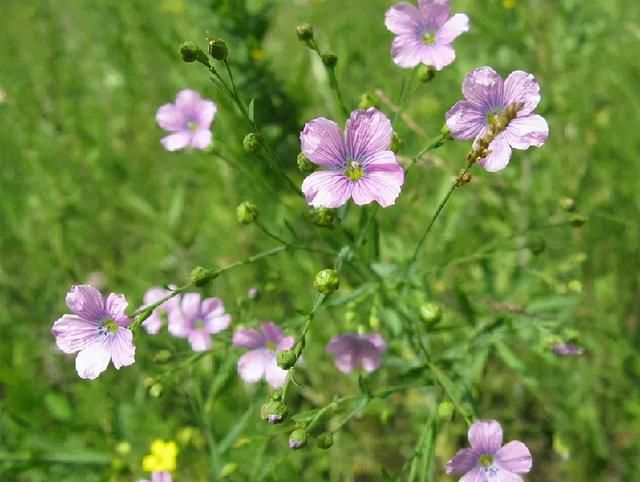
[552,343,584,356]
[385,0,469,70]
[447,419,533,482]
[138,473,172,482]
[140,286,180,335]
[156,89,216,151]
[232,322,294,388]
[325,333,387,374]
[167,293,231,351]
[446,67,549,172]
[51,285,136,380]
[300,108,404,208]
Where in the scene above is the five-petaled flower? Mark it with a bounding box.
[51,285,136,380]
[447,419,533,482]
[325,333,387,374]
[300,108,404,208]
[233,322,294,388]
[385,0,469,70]
[446,66,549,172]
[139,286,180,335]
[168,293,231,351]
[156,89,216,151]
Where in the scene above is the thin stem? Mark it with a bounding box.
[308,39,349,117]
[255,220,289,246]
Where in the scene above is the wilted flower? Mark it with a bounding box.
[51,285,135,380]
[325,333,387,373]
[300,108,404,208]
[446,67,549,172]
[139,286,180,335]
[233,322,294,388]
[156,89,216,151]
[552,342,584,356]
[447,419,532,482]
[385,0,469,70]
[168,293,231,351]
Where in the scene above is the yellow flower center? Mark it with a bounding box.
[479,454,494,467]
[344,160,365,181]
[102,318,118,334]
[422,31,436,45]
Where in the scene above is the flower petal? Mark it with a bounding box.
[277,335,295,351]
[174,89,202,112]
[75,338,111,380]
[436,13,470,44]
[194,100,217,128]
[110,328,136,369]
[326,335,358,373]
[446,448,478,475]
[205,314,231,334]
[156,103,187,132]
[180,293,202,321]
[391,35,425,69]
[418,0,452,28]
[346,108,393,160]
[190,129,212,150]
[265,359,288,388]
[261,322,285,344]
[161,131,192,151]
[468,419,504,453]
[51,314,99,353]
[503,70,541,116]
[503,114,548,150]
[142,313,163,335]
[446,101,487,140]
[496,441,533,474]
[300,118,346,167]
[233,328,266,349]
[420,43,456,71]
[459,467,487,482]
[188,330,212,352]
[359,341,384,372]
[477,133,512,172]
[385,2,422,35]
[66,285,105,320]
[462,67,504,113]
[352,151,404,207]
[365,333,387,352]
[201,297,225,317]
[301,171,353,208]
[237,349,270,383]
[492,471,524,482]
[105,293,130,326]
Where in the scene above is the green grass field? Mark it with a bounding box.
[1,0,639,480]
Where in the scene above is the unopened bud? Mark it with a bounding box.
[191,266,218,286]
[419,302,442,326]
[149,383,163,398]
[261,401,288,424]
[321,52,338,68]
[316,432,334,449]
[236,201,259,225]
[243,132,262,154]
[417,65,436,83]
[208,38,228,61]
[179,41,206,63]
[358,92,380,110]
[437,401,455,421]
[276,349,297,370]
[390,131,403,154]
[308,207,336,228]
[296,23,314,42]
[269,387,284,401]
[570,214,587,227]
[288,429,307,449]
[297,152,315,174]
[314,269,339,295]
[559,197,577,212]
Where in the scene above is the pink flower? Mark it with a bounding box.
[51,285,136,380]
[447,419,533,482]
[167,293,231,351]
[156,89,216,151]
[138,473,172,482]
[300,108,404,208]
[446,67,549,172]
[232,322,294,388]
[325,333,387,373]
[385,0,469,70]
[139,286,180,335]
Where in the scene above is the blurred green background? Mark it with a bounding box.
[1,0,639,480]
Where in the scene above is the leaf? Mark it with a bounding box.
[381,468,397,481]
[248,98,256,122]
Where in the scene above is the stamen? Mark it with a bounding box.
[422,31,436,45]
[344,160,365,181]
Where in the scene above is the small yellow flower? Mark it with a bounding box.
[250,48,264,62]
[142,439,178,472]
[503,0,517,9]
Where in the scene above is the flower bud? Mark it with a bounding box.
[570,214,587,227]
[321,52,338,68]
[191,266,218,286]
[261,400,288,424]
[390,131,403,154]
[419,302,442,326]
[149,383,163,398]
[269,387,284,401]
[437,401,455,421]
[243,132,262,154]
[179,41,203,63]
[297,152,316,174]
[314,269,339,295]
[288,429,307,449]
[358,92,380,110]
[316,432,334,449]
[308,207,336,228]
[236,201,259,225]
[417,64,436,83]
[296,23,314,42]
[208,38,228,61]
[559,197,577,212]
[276,349,297,370]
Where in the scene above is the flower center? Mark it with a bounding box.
[102,318,118,334]
[479,454,494,467]
[344,160,365,181]
[266,340,277,351]
[422,31,436,45]
[187,121,198,131]
[194,319,206,330]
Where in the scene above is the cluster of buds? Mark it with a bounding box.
[179,35,230,65]
[261,388,288,425]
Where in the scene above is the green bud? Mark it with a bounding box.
[322,52,338,68]
[559,197,577,212]
[191,266,218,286]
[314,269,339,295]
[208,38,228,61]
[437,401,455,421]
[243,132,263,154]
[527,236,546,256]
[149,383,163,398]
[570,214,587,227]
[417,64,436,83]
[152,349,172,364]
[288,429,307,449]
[419,302,442,326]
[296,23,314,42]
[316,432,334,449]
[179,41,201,63]
[219,463,238,478]
[358,92,380,110]
[261,400,288,424]
[390,131,403,154]
[297,152,316,174]
[269,387,284,401]
[236,201,259,225]
[308,207,336,228]
[276,349,297,370]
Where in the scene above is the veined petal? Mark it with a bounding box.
[353,151,404,207]
[110,328,136,369]
[161,131,192,151]
[205,313,231,334]
[346,108,393,161]
[301,171,353,208]
[190,129,212,150]
[421,43,456,71]
[436,13,470,43]
[105,293,130,326]
[194,100,217,129]
[277,335,295,351]
[477,133,512,172]
[459,467,487,482]
[503,114,548,149]
[462,67,504,113]
[265,358,288,388]
[75,338,111,380]
[188,330,212,352]
[237,349,270,383]
[385,2,422,35]
[300,117,346,167]
[418,0,452,28]
[174,89,202,112]
[233,328,266,349]
[446,448,478,475]
[180,293,202,322]
[391,34,425,69]
[201,297,225,317]
[446,101,487,140]
[156,103,187,132]
[468,419,504,453]
[66,285,105,320]
[496,441,533,474]
[503,70,541,116]
[261,322,285,344]
[52,314,100,353]
[491,471,525,482]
